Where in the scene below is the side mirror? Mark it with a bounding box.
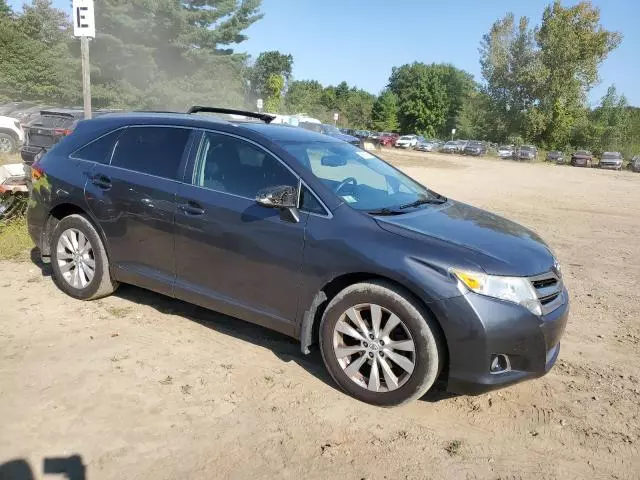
[256,185,298,209]
[321,155,347,167]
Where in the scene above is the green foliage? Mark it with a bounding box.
[371,90,399,132]
[250,50,293,97]
[0,0,11,17]
[389,63,448,137]
[263,74,284,112]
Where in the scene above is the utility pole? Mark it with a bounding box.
[73,0,95,119]
[80,37,92,119]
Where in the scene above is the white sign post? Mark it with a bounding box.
[333,112,339,125]
[451,128,456,141]
[257,98,263,113]
[73,0,95,119]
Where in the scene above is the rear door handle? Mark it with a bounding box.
[91,174,112,190]
[178,201,205,216]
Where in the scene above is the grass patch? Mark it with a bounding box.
[104,305,132,318]
[444,439,462,456]
[0,217,33,261]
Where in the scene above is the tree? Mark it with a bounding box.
[0,0,79,104]
[479,13,542,141]
[536,0,621,147]
[431,64,475,138]
[388,63,448,137]
[89,0,263,109]
[371,90,399,132]
[250,50,293,97]
[456,91,492,140]
[263,74,284,112]
[0,0,12,17]
[284,79,324,116]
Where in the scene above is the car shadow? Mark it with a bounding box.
[0,454,86,480]
[27,249,455,404]
[29,247,52,277]
[114,284,456,403]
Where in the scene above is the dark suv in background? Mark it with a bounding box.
[27,107,568,406]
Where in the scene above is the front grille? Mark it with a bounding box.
[529,271,564,315]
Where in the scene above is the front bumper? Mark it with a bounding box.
[431,289,569,395]
[599,162,622,170]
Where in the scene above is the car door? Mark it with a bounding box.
[174,130,308,334]
[85,125,194,296]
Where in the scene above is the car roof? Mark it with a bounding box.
[79,111,344,145]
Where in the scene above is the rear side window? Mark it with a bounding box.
[111,126,191,180]
[38,115,76,129]
[72,130,123,164]
[300,185,326,215]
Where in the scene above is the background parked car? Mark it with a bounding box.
[547,151,565,164]
[20,108,117,164]
[631,155,640,172]
[320,123,361,147]
[395,134,420,149]
[441,140,459,153]
[571,150,593,167]
[599,151,623,170]
[0,115,24,153]
[497,145,514,159]
[379,132,399,147]
[463,140,487,156]
[416,140,440,152]
[517,145,537,161]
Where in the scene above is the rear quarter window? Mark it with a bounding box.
[71,130,124,164]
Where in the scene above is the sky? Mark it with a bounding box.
[10,0,639,106]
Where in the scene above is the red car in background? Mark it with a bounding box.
[379,132,399,146]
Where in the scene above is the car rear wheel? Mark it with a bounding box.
[50,214,118,300]
[0,133,17,153]
[319,280,443,406]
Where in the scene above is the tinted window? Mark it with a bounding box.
[193,132,296,198]
[111,126,190,180]
[300,185,326,215]
[72,130,122,164]
[38,115,75,129]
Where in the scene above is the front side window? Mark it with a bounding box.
[192,132,296,199]
[281,141,437,212]
[111,126,191,180]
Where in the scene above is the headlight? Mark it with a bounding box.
[451,269,542,316]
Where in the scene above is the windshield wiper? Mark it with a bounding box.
[366,207,405,216]
[399,195,447,210]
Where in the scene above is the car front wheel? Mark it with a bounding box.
[319,281,443,406]
[50,214,118,300]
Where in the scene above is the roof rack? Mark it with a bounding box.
[187,106,275,124]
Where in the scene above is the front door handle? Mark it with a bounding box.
[178,201,205,216]
[91,174,112,190]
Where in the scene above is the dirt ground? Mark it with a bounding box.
[1,151,639,479]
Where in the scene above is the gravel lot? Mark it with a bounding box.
[1,151,639,479]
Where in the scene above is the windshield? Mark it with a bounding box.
[281,141,439,211]
[602,152,620,158]
[322,124,341,135]
[498,145,511,150]
[399,135,415,140]
[520,145,535,151]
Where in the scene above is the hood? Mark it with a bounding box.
[375,200,554,277]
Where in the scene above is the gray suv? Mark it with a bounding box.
[27,107,569,406]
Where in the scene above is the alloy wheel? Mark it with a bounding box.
[332,303,416,392]
[56,228,96,289]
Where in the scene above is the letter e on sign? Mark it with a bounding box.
[72,0,95,38]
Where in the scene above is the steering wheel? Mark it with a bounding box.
[334,177,357,195]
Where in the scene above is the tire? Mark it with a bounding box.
[50,214,118,300]
[319,280,443,406]
[0,132,17,153]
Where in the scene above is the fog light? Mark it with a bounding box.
[490,354,511,374]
